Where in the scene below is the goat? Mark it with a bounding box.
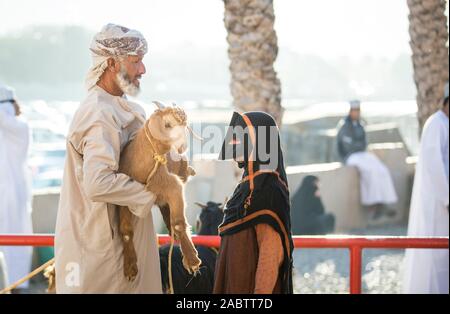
[159,201,224,294]
[118,101,201,281]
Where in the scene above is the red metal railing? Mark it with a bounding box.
[0,234,448,294]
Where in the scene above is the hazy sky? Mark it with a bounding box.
[0,0,418,59]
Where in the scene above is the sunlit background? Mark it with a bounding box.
[1,0,441,188]
[1,0,422,101]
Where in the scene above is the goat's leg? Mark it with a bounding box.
[165,187,201,275]
[119,206,138,281]
[159,203,172,235]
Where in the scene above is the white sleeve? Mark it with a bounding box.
[420,120,449,207]
[0,103,30,143]
[78,118,157,218]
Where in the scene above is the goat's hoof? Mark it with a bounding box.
[182,256,202,275]
[188,167,196,177]
[123,248,138,282]
[124,263,138,282]
[127,274,137,282]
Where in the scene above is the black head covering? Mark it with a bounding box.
[291,176,327,234]
[294,176,324,214]
[219,111,288,189]
[218,111,293,294]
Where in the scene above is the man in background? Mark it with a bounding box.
[0,85,33,290]
[403,83,449,294]
[337,100,398,222]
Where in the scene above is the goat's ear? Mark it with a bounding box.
[195,218,201,233]
[195,202,208,210]
[153,101,166,110]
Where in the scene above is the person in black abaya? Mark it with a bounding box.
[291,176,335,235]
[213,111,294,294]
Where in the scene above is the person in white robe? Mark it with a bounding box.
[55,24,162,293]
[403,82,449,294]
[337,100,398,221]
[0,85,33,289]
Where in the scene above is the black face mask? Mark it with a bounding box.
[219,111,284,171]
[218,111,288,196]
[219,112,249,162]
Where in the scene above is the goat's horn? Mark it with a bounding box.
[187,125,204,141]
[195,202,208,210]
[152,101,166,109]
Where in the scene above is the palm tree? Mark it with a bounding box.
[223,0,284,125]
[408,0,449,131]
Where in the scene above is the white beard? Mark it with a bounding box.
[116,66,140,97]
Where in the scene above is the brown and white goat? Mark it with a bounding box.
[118,101,201,281]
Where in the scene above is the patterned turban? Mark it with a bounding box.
[85,23,148,90]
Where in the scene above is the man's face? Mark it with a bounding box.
[349,108,361,121]
[116,55,146,96]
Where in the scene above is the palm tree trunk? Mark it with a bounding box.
[223,0,284,126]
[408,0,449,131]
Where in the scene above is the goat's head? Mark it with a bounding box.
[148,101,188,154]
[195,201,226,236]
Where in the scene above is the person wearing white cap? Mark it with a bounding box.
[403,82,449,294]
[54,24,161,293]
[337,100,398,221]
[0,85,33,290]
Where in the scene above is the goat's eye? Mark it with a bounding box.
[165,122,172,129]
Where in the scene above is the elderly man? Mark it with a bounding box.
[55,24,161,293]
[337,100,398,222]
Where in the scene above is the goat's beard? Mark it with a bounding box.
[116,65,140,97]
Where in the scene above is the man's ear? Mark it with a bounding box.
[107,58,120,73]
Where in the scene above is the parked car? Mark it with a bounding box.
[29,142,66,189]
